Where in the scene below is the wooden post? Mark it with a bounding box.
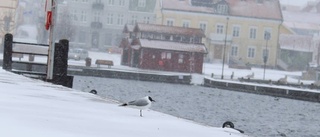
[50,39,73,88]
[3,33,13,71]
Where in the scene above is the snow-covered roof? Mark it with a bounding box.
[279,34,314,52]
[134,23,206,37]
[282,21,320,31]
[137,39,207,53]
[282,11,320,24]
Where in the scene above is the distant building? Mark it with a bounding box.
[120,23,207,74]
[279,10,320,70]
[0,0,18,49]
[55,0,157,51]
[301,0,320,13]
[155,0,283,68]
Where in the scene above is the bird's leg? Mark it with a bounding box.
[140,110,143,117]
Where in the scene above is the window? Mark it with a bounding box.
[178,54,184,63]
[93,11,101,22]
[233,25,240,37]
[217,4,228,14]
[80,10,87,22]
[167,53,171,59]
[138,0,146,7]
[119,0,125,6]
[249,27,257,39]
[107,13,113,24]
[166,19,174,26]
[248,47,255,58]
[117,14,124,25]
[108,0,115,5]
[216,24,224,34]
[131,15,137,25]
[231,45,238,57]
[71,10,78,21]
[144,16,150,24]
[264,28,272,40]
[182,20,190,28]
[199,22,207,33]
[161,52,171,59]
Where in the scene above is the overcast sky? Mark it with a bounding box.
[280,0,317,6]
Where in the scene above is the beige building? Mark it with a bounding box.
[156,0,283,68]
[0,0,18,47]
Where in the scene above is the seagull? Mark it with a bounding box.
[119,96,155,117]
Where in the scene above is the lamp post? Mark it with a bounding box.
[263,32,270,80]
[221,17,229,79]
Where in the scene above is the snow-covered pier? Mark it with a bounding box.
[68,65,192,84]
[204,77,320,103]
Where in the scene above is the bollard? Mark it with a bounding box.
[50,39,72,88]
[3,33,13,71]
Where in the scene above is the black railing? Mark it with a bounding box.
[2,33,73,88]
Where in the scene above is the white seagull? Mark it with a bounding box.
[119,96,155,117]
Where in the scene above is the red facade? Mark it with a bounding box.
[120,23,207,74]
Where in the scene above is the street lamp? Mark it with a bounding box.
[221,17,229,79]
[263,32,270,80]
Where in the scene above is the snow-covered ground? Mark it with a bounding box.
[0,69,248,137]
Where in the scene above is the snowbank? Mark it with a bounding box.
[0,69,247,137]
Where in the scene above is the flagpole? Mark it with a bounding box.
[46,0,56,80]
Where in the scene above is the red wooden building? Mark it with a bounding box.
[120,23,207,74]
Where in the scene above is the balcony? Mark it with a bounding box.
[91,22,103,29]
[92,3,104,10]
[209,33,232,45]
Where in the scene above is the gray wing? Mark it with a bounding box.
[128,99,148,106]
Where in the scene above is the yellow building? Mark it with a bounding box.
[156,0,283,68]
[0,0,18,46]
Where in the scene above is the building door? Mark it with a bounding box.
[92,32,99,48]
[214,45,223,59]
[132,50,140,67]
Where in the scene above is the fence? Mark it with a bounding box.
[2,33,73,88]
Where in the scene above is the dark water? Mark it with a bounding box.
[73,76,320,137]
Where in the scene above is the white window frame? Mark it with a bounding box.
[138,0,146,7]
[80,10,87,23]
[232,25,240,37]
[182,20,190,28]
[199,22,207,33]
[119,0,125,6]
[247,46,256,58]
[106,13,113,25]
[216,24,224,34]
[178,54,184,63]
[264,27,272,40]
[143,16,150,24]
[249,27,257,39]
[131,15,138,25]
[93,11,101,22]
[108,0,115,5]
[231,45,238,57]
[166,19,174,26]
[117,14,124,25]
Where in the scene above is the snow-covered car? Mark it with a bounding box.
[68,48,89,60]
